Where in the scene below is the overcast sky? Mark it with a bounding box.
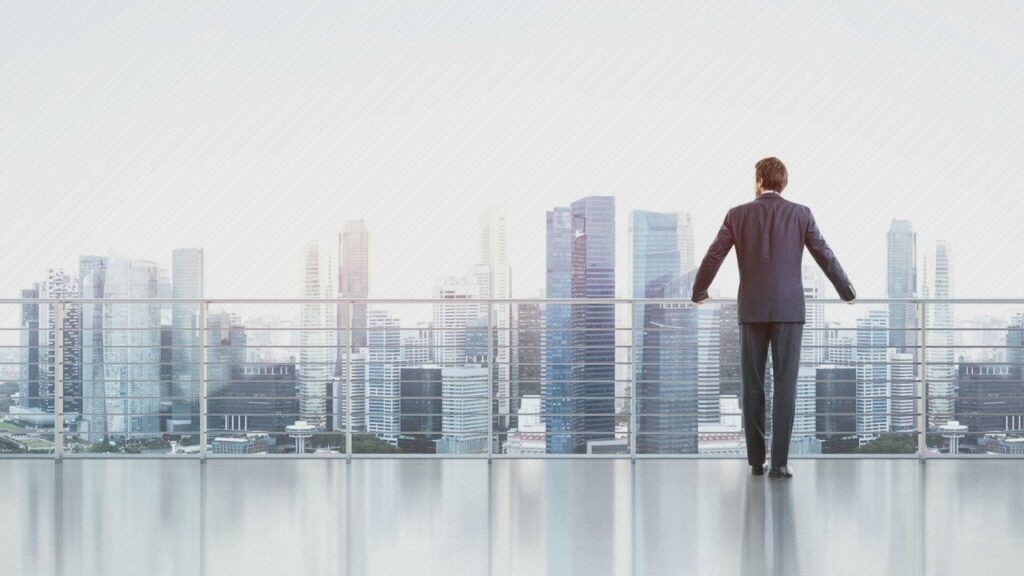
[2,1,1022,311]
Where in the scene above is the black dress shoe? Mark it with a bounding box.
[751,463,767,476]
[768,465,793,479]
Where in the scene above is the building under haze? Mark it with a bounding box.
[298,241,336,428]
[478,208,512,431]
[338,219,369,351]
[887,220,919,363]
[631,210,681,395]
[925,241,956,427]
[170,248,203,433]
[94,257,162,438]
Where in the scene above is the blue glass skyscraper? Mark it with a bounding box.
[543,207,573,454]
[638,272,699,454]
[887,219,918,372]
[570,196,616,453]
[630,210,680,391]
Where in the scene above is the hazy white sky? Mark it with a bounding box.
[1,1,1022,305]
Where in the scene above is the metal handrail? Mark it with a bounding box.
[2,297,1023,460]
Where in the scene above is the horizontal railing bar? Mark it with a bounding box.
[1,297,1021,304]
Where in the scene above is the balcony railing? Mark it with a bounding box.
[1,297,1022,459]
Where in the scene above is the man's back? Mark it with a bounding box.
[691,191,855,323]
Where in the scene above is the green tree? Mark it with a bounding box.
[856,433,917,454]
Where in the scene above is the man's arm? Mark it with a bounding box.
[804,207,856,301]
[691,210,734,302]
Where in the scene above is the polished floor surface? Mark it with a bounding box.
[1,458,1021,576]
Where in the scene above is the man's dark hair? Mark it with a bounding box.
[755,157,788,193]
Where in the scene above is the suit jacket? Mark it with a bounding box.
[691,192,855,323]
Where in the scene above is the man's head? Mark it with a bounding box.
[754,157,787,195]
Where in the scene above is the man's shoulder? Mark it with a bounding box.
[728,197,813,221]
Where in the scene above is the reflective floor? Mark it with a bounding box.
[1,458,1022,576]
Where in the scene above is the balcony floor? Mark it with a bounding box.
[1,458,1021,576]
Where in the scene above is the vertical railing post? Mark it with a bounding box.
[199,301,209,459]
[917,300,928,459]
[345,299,354,460]
[55,300,65,459]
[629,300,637,460]
[487,301,494,459]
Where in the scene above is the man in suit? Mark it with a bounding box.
[691,157,856,479]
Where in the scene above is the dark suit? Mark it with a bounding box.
[691,191,855,467]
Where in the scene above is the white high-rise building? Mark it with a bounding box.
[826,322,855,366]
[99,257,162,437]
[697,305,721,424]
[401,325,431,366]
[677,211,696,273]
[479,209,512,430]
[366,309,401,445]
[856,310,891,443]
[925,241,956,427]
[432,275,482,366]
[332,351,367,432]
[298,241,336,427]
[794,266,826,444]
[802,265,827,365]
[436,365,490,454]
[890,352,916,433]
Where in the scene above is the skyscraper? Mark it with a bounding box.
[38,270,82,417]
[436,365,489,454]
[298,241,336,427]
[511,302,542,426]
[332,351,367,433]
[79,256,107,441]
[478,209,512,431]
[887,220,918,359]
[205,312,247,433]
[718,300,741,399]
[543,207,573,454]
[366,309,401,445]
[17,285,40,410]
[856,309,891,444]
[677,211,696,274]
[171,248,203,433]
[569,196,616,453]
[630,210,680,394]
[793,266,826,448]
[891,352,916,433]
[432,275,482,366]
[338,219,369,350]
[98,257,162,437]
[925,240,956,427]
[697,304,721,425]
[637,273,699,454]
